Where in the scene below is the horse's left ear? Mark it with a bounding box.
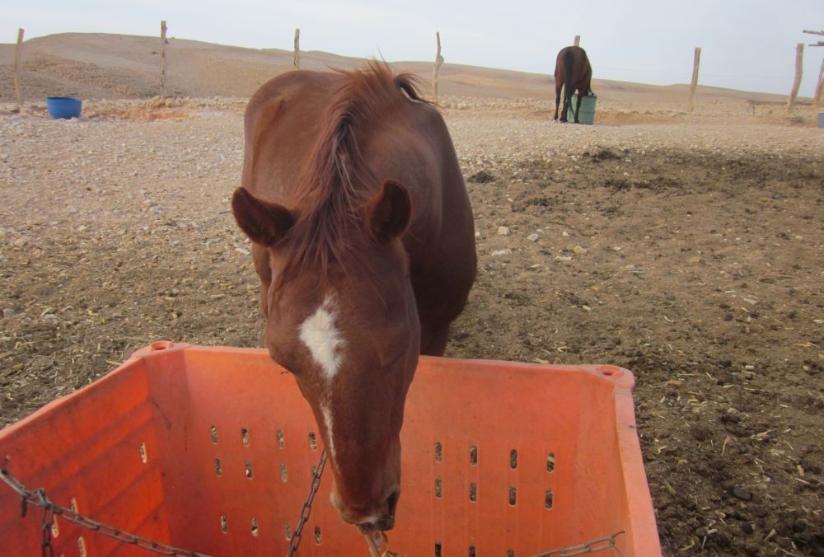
[367,181,412,241]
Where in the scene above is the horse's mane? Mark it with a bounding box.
[282,62,426,284]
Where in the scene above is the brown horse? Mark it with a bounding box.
[231,63,476,533]
[554,45,593,123]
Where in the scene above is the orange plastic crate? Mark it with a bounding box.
[0,342,661,556]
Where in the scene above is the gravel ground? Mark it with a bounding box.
[1,99,823,556]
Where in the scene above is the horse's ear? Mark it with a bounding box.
[232,187,296,247]
[367,181,412,241]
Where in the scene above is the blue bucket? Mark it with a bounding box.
[46,96,82,119]
[818,113,824,129]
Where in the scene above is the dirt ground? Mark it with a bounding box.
[1,99,823,556]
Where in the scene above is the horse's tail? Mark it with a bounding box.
[585,56,594,96]
[564,48,575,100]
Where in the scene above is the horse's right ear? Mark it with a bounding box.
[367,181,412,241]
[231,188,296,247]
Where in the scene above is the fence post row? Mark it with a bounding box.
[787,43,804,110]
[688,47,701,112]
[433,31,444,103]
[293,28,300,69]
[13,28,24,109]
[12,25,824,111]
[802,30,824,107]
[160,20,168,97]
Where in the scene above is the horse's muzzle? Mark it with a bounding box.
[355,486,400,533]
[357,514,394,533]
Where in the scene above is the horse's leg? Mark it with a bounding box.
[561,86,570,123]
[574,89,584,123]
[420,324,451,357]
[554,83,561,121]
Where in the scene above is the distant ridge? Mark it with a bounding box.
[0,32,791,103]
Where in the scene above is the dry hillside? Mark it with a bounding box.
[0,32,813,122]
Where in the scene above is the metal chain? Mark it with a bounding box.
[0,468,210,557]
[4,459,621,557]
[530,531,626,557]
[39,492,56,557]
[286,448,328,557]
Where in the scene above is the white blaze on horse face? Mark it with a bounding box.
[299,294,345,381]
[300,295,345,468]
[321,403,336,460]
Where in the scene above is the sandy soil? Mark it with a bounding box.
[1,96,822,555]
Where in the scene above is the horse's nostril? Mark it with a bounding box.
[379,514,395,531]
[386,488,400,517]
[344,488,401,533]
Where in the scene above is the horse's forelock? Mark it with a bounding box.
[277,63,419,287]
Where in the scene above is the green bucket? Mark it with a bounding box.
[566,94,597,125]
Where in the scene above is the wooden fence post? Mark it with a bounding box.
[160,20,168,96]
[574,35,581,47]
[688,47,701,112]
[293,28,300,69]
[787,43,804,110]
[13,28,24,109]
[433,31,444,102]
[816,57,824,107]
[802,29,824,48]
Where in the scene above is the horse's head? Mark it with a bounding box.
[232,181,419,532]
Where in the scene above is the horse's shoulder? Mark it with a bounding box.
[401,100,451,153]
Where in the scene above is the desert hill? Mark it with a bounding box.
[0,32,794,107]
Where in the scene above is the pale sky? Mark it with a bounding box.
[7,0,824,97]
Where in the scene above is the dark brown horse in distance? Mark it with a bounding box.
[232,63,476,533]
[554,45,593,123]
